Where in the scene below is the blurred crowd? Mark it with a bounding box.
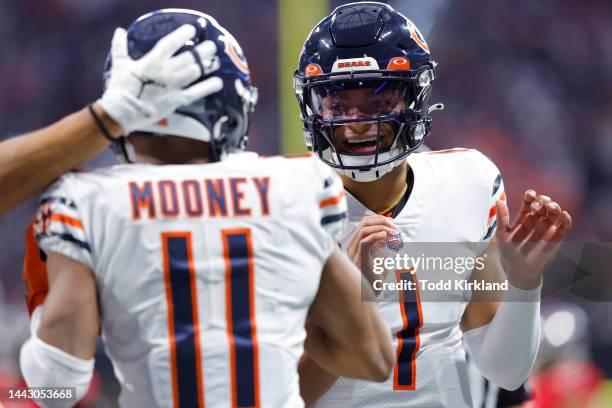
[1,0,611,406]
[428,0,612,241]
[427,2,612,403]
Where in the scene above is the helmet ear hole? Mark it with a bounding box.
[226,116,237,128]
[220,106,248,152]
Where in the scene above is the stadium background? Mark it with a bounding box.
[1,0,611,406]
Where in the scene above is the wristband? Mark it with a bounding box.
[88,104,118,142]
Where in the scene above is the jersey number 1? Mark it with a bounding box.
[394,268,423,391]
[162,229,260,408]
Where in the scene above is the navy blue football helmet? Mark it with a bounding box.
[104,8,257,162]
[294,2,443,181]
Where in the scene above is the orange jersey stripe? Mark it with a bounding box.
[488,205,497,219]
[161,234,180,408]
[488,191,506,220]
[50,213,84,229]
[319,191,345,209]
[245,231,261,407]
[185,234,205,408]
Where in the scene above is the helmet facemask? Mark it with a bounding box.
[294,0,444,181]
[297,64,438,182]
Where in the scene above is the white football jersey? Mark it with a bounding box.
[314,148,505,408]
[34,152,347,408]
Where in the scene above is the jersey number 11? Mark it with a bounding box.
[161,229,260,408]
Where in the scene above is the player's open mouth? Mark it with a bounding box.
[338,135,390,154]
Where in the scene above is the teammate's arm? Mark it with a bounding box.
[0,104,120,215]
[461,191,572,390]
[300,246,394,401]
[0,24,222,215]
[20,251,99,408]
[298,339,339,406]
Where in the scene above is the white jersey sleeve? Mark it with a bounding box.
[281,156,347,264]
[313,159,348,242]
[34,174,94,270]
[474,152,506,242]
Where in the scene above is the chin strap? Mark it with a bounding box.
[112,138,135,163]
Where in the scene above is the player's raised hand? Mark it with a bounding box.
[99,25,223,136]
[495,190,572,289]
[346,215,397,281]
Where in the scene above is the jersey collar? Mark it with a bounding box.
[344,153,432,230]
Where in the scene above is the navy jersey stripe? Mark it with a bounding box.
[40,196,78,209]
[492,174,502,196]
[323,176,333,188]
[396,270,421,388]
[483,221,497,240]
[225,232,258,407]
[36,232,90,252]
[321,212,347,226]
[165,235,201,408]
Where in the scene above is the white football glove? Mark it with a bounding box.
[98,24,223,136]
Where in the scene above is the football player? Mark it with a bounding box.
[293,2,572,407]
[0,20,226,215]
[19,9,393,408]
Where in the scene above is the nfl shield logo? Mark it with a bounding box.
[387,232,404,250]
